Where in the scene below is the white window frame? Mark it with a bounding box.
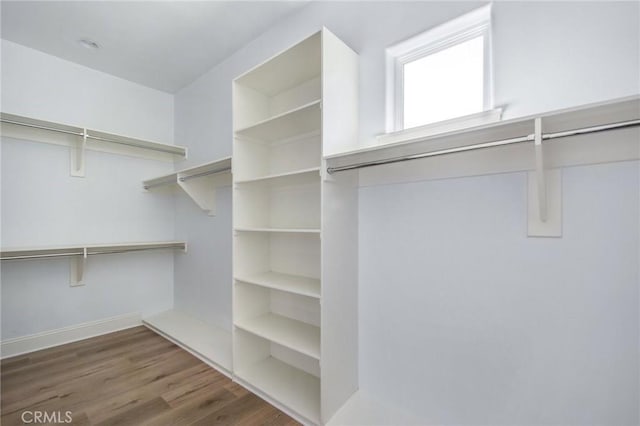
[385,4,493,132]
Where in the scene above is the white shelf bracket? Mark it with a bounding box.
[70,129,87,177]
[528,118,562,237]
[534,118,547,222]
[70,247,87,286]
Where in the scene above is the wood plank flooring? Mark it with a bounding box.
[0,326,300,426]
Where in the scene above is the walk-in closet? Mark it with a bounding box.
[1,1,638,425]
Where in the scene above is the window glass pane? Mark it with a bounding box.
[403,36,484,129]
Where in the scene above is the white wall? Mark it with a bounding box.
[172,1,639,423]
[1,40,176,339]
[360,161,639,424]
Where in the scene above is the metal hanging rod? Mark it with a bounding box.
[85,134,183,155]
[143,179,176,190]
[143,167,231,190]
[1,118,83,137]
[542,119,640,140]
[1,244,185,261]
[327,119,640,174]
[178,167,232,182]
[0,252,85,261]
[87,246,180,256]
[1,117,184,155]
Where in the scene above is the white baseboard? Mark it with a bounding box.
[0,313,142,359]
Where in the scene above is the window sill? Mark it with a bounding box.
[378,108,503,146]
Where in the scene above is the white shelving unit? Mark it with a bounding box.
[0,112,186,177]
[232,28,359,425]
[143,157,232,216]
[143,310,232,376]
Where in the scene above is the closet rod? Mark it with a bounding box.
[0,118,82,137]
[143,179,175,190]
[1,252,84,261]
[178,167,232,182]
[85,134,182,155]
[326,119,640,174]
[1,245,183,261]
[1,118,182,155]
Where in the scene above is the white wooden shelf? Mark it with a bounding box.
[0,241,186,286]
[325,96,639,238]
[235,271,320,299]
[325,96,640,174]
[234,227,321,234]
[143,310,232,376]
[1,112,186,177]
[0,241,186,260]
[235,100,321,143]
[234,167,320,186]
[235,313,320,359]
[143,157,232,216]
[235,356,320,425]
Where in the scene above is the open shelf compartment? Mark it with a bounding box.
[234,172,320,231]
[233,33,321,131]
[235,100,321,143]
[235,271,320,299]
[234,281,320,358]
[234,329,320,425]
[234,132,320,182]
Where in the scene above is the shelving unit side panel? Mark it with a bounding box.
[270,77,321,117]
[234,184,273,229]
[234,328,271,373]
[270,133,322,175]
[269,182,321,229]
[233,83,270,131]
[234,281,271,321]
[271,341,321,378]
[321,170,359,423]
[270,233,321,279]
[271,289,321,328]
[233,139,271,180]
[321,28,359,157]
[234,232,271,277]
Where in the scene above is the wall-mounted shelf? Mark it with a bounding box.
[0,112,187,177]
[326,96,640,238]
[143,157,232,216]
[0,241,186,286]
[143,309,232,376]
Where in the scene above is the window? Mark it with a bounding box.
[386,5,493,132]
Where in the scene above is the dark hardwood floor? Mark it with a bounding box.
[0,326,300,425]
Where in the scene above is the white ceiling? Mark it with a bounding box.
[1,1,309,93]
